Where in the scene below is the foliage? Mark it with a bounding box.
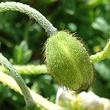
[0,0,110,109]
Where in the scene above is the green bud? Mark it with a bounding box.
[45,31,95,91]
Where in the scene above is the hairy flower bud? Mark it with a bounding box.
[45,31,95,91]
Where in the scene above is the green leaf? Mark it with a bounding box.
[94,59,110,81]
[61,0,76,15]
[67,23,77,32]
[91,76,110,98]
[87,0,104,8]
[13,41,32,64]
[92,17,110,34]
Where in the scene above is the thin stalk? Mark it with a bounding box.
[0,53,36,110]
[0,71,63,110]
[0,65,47,74]
[91,39,110,63]
[0,2,57,36]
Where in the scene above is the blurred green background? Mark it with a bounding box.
[0,0,110,109]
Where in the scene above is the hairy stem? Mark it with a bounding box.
[0,2,57,36]
[0,53,36,109]
[0,65,47,74]
[91,39,110,63]
[0,71,63,110]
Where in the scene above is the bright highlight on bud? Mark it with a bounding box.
[45,31,95,91]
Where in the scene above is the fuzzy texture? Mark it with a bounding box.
[45,31,95,91]
[0,2,57,36]
[0,53,36,109]
[91,39,110,63]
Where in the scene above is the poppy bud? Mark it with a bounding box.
[45,31,95,91]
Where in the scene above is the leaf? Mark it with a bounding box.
[87,0,104,8]
[91,76,110,98]
[92,17,110,34]
[94,59,110,81]
[61,0,76,15]
[13,41,32,64]
[67,23,77,32]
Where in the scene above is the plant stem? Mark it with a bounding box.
[0,65,47,74]
[0,53,36,109]
[91,39,110,63]
[0,71,63,110]
[0,2,57,36]
[0,39,110,76]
